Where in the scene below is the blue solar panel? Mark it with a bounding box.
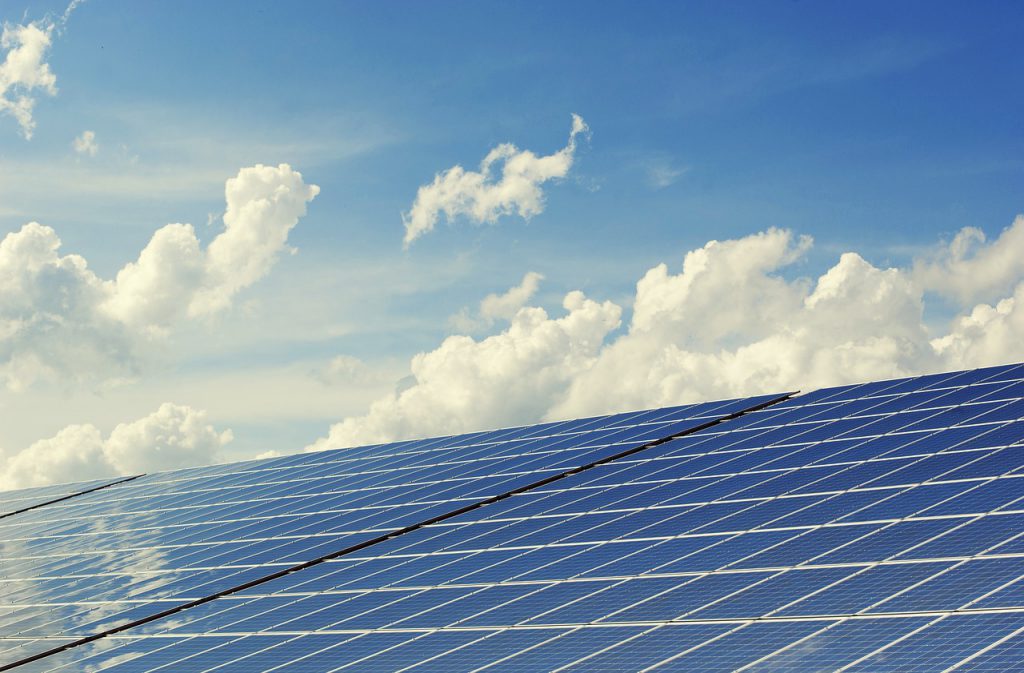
[2,363,1024,671]
[0,395,778,670]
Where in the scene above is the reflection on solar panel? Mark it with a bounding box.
[0,476,138,519]
[1,364,1024,672]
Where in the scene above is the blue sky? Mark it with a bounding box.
[1,1,1023,486]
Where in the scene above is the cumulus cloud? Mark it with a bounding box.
[629,229,812,346]
[0,403,231,491]
[402,114,589,247]
[307,291,621,451]
[0,221,134,391]
[73,129,98,156]
[450,271,544,332]
[932,284,1024,370]
[555,236,936,417]
[312,219,1024,449]
[913,216,1024,305]
[0,20,58,138]
[0,163,318,390]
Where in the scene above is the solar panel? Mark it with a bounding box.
[2,363,1024,671]
[0,395,780,670]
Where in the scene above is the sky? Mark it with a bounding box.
[0,0,1023,489]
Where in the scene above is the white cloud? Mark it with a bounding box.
[60,0,89,28]
[307,290,621,451]
[481,271,545,322]
[402,114,589,247]
[73,129,99,156]
[913,215,1024,305]
[0,0,87,139]
[191,163,320,315]
[0,21,58,139]
[450,271,544,332]
[932,284,1024,370]
[0,403,231,491]
[0,163,318,390]
[313,219,1024,449]
[629,228,812,347]
[0,221,136,391]
[555,239,936,418]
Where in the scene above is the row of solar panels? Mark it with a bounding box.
[1,364,1023,671]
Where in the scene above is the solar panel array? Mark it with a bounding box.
[2,364,1024,671]
[0,394,777,671]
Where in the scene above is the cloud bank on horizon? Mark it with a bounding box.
[402,114,589,247]
[307,216,1024,451]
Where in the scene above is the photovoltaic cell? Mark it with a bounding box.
[2,363,1024,671]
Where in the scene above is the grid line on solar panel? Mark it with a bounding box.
[837,613,974,671]
[8,613,1024,672]
[733,614,1019,671]
[654,605,1024,671]
[550,623,722,673]
[0,394,791,671]
[4,608,1024,640]
[947,624,1024,672]
[467,627,580,672]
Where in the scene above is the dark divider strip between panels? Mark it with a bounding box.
[0,392,794,672]
[0,474,144,522]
